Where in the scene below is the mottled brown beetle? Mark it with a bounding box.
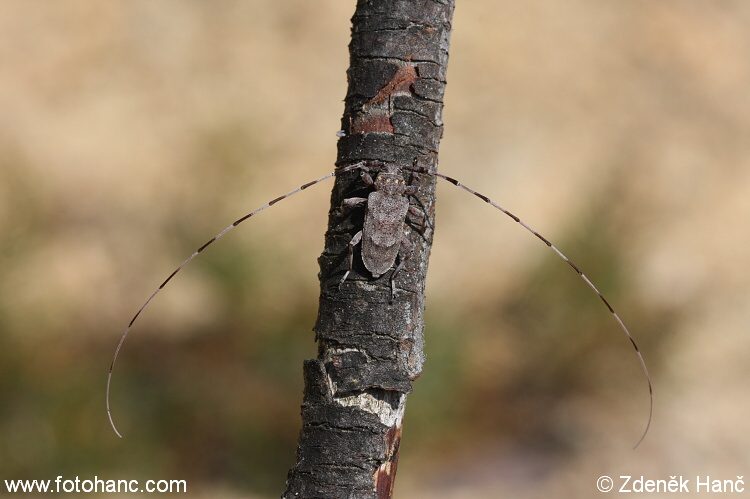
[337,163,430,301]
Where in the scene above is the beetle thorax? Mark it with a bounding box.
[375,172,406,196]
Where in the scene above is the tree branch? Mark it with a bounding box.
[284,1,455,497]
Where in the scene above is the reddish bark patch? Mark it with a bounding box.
[350,64,417,136]
[368,65,418,107]
[375,424,402,498]
[351,112,395,134]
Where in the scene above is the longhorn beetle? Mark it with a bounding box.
[337,162,432,302]
[106,161,653,448]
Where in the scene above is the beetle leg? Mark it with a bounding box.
[338,197,368,217]
[406,193,434,231]
[406,222,429,245]
[389,235,414,303]
[407,205,426,225]
[339,230,363,289]
[405,207,431,244]
[360,170,375,187]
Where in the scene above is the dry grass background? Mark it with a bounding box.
[1,1,749,497]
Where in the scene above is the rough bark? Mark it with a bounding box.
[283,1,455,498]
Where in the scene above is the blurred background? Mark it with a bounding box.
[1,1,748,497]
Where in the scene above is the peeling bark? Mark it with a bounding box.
[283,1,455,498]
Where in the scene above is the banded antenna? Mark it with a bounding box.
[107,163,652,449]
[435,172,653,449]
[106,162,365,438]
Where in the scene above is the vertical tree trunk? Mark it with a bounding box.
[283,2,455,498]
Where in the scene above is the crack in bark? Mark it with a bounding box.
[353,54,445,65]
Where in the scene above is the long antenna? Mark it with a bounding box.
[436,172,653,449]
[106,162,364,438]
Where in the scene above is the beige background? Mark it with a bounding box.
[1,1,748,497]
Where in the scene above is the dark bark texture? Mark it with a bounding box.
[283,1,455,498]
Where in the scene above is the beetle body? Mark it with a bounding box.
[336,164,427,296]
[361,170,410,278]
